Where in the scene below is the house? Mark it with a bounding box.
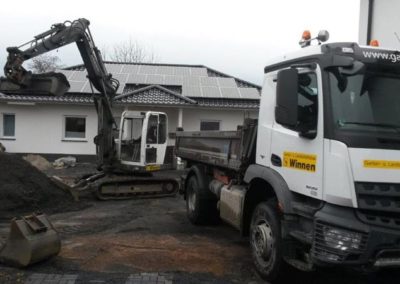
[359,0,400,47]
[0,62,260,159]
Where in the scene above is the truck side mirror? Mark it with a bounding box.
[275,69,298,128]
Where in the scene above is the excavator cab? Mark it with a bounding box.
[117,111,168,172]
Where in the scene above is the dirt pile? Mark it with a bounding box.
[0,153,80,219]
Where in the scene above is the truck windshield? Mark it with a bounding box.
[328,66,400,136]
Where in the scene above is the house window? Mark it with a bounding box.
[2,114,15,138]
[200,120,220,131]
[64,116,86,139]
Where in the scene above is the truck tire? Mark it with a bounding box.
[250,200,288,282]
[186,175,218,225]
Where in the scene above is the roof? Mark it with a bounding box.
[0,62,260,109]
[61,62,261,99]
[0,91,93,105]
[115,85,196,106]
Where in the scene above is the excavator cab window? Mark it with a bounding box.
[147,115,158,144]
[158,114,167,144]
[120,117,143,162]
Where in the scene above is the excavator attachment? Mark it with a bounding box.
[0,72,70,96]
[0,213,61,267]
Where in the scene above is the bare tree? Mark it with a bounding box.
[28,54,63,73]
[106,39,158,63]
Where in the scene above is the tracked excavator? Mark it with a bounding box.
[0,18,179,200]
[0,18,178,267]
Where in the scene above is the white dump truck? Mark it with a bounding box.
[176,31,400,281]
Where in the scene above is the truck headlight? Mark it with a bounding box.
[323,227,363,251]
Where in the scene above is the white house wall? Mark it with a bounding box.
[0,102,259,155]
[0,103,98,155]
[181,108,258,131]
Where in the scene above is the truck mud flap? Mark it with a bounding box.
[0,213,61,267]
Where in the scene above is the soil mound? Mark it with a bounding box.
[0,153,80,219]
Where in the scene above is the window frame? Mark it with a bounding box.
[62,115,87,142]
[200,120,221,131]
[1,113,16,140]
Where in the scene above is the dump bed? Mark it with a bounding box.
[175,119,257,172]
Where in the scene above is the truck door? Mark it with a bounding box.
[143,113,168,168]
[270,66,324,199]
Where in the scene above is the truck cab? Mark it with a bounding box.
[256,41,400,267]
[176,37,400,281]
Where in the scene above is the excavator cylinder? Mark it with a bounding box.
[0,213,61,267]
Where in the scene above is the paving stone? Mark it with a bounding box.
[25,273,78,284]
[125,273,174,284]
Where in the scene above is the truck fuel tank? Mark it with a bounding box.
[219,185,246,230]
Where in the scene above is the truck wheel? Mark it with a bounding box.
[250,200,287,282]
[186,175,218,225]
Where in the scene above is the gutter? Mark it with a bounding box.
[366,0,374,44]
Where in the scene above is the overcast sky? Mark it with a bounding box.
[0,0,360,84]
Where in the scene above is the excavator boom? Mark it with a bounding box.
[1,18,118,170]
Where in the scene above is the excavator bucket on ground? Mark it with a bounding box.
[0,213,61,267]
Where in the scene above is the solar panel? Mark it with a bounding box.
[57,70,76,80]
[190,67,208,76]
[146,75,164,84]
[156,66,175,75]
[113,73,129,84]
[67,71,87,82]
[217,78,236,88]
[138,65,158,74]
[201,86,221,98]
[183,76,200,86]
[126,74,147,84]
[174,67,191,76]
[105,64,123,73]
[200,77,218,87]
[220,87,240,98]
[121,64,140,74]
[164,75,183,85]
[68,81,86,93]
[238,88,260,99]
[81,82,98,93]
[183,85,202,97]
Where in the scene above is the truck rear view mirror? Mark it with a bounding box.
[275,68,299,128]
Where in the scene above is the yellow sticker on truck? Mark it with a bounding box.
[145,164,161,171]
[283,152,317,172]
[364,160,400,169]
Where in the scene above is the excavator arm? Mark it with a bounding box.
[1,18,119,170]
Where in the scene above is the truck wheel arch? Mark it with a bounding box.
[183,164,210,199]
[242,164,294,235]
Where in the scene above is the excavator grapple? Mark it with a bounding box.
[0,213,61,267]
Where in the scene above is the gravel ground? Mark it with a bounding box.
[0,165,399,283]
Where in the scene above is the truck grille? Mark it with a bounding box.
[355,182,400,229]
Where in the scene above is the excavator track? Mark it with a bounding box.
[94,175,179,200]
